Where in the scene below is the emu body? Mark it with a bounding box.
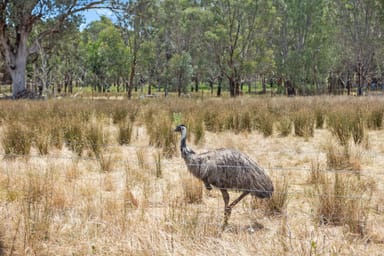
[174,124,274,228]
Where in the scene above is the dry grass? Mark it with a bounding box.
[0,96,383,255]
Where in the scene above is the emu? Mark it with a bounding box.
[174,124,274,228]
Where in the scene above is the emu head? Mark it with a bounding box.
[174,124,186,133]
[174,124,187,140]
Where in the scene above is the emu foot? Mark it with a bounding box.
[221,207,232,231]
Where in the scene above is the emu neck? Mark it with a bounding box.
[180,129,193,158]
[180,129,187,154]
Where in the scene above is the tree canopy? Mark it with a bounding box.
[1,0,384,98]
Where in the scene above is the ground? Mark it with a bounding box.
[0,97,384,255]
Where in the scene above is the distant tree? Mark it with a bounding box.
[335,0,384,91]
[82,17,130,93]
[168,51,193,96]
[0,0,107,98]
[273,0,336,94]
[114,0,155,98]
[204,0,275,97]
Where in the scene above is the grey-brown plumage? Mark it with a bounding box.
[174,124,274,228]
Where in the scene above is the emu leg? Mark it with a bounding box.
[221,191,250,229]
[228,191,249,209]
[220,189,230,228]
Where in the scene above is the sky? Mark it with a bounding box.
[80,8,116,30]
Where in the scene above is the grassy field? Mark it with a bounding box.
[0,95,384,255]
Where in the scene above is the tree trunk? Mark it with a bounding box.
[128,54,136,99]
[9,58,27,98]
[194,76,199,92]
[229,78,235,97]
[217,75,222,97]
[148,83,151,95]
[9,41,28,98]
[262,77,266,94]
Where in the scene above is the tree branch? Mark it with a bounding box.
[29,1,108,54]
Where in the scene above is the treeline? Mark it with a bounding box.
[13,0,384,97]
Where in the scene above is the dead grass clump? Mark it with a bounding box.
[255,174,289,216]
[276,116,292,137]
[293,110,315,138]
[98,153,114,172]
[153,150,162,178]
[118,121,133,145]
[254,111,274,137]
[2,122,32,156]
[30,120,51,155]
[314,107,325,129]
[325,142,361,171]
[314,173,375,236]
[181,175,203,204]
[366,107,383,130]
[20,167,58,252]
[49,118,64,150]
[191,117,205,144]
[111,107,128,124]
[307,160,326,185]
[328,109,366,146]
[63,120,85,156]
[84,121,105,158]
[203,110,221,132]
[136,148,147,169]
[147,115,177,158]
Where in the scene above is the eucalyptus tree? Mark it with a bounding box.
[29,18,83,96]
[273,0,336,94]
[0,0,108,98]
[203,0,276,97]
[82,17,130,92]
[335,0,384,92]
[113,0,156,98]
